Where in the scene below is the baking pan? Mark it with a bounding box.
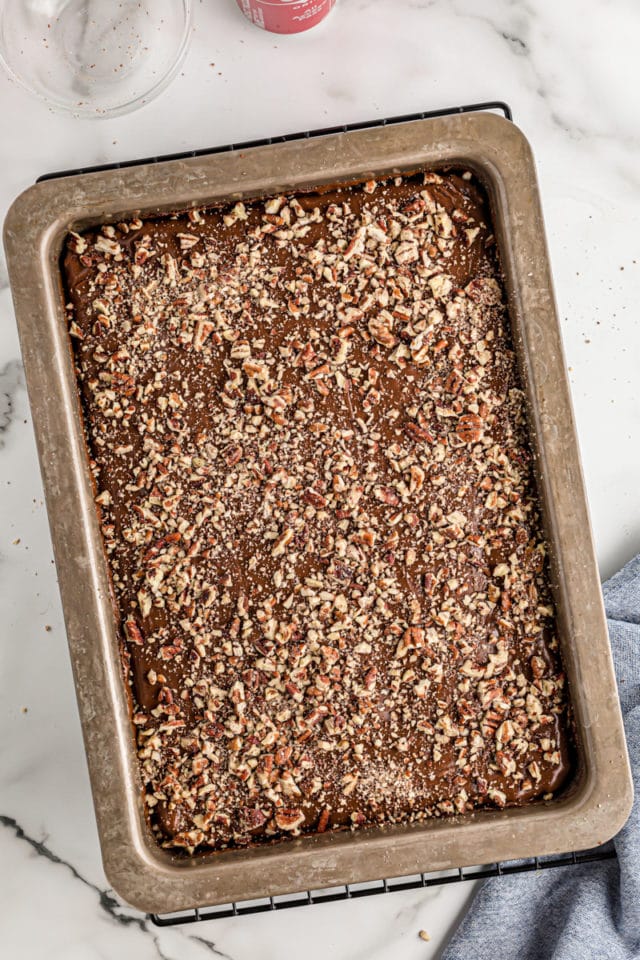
[4,112,632,914]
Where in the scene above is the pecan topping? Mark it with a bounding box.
[64,169,570,855]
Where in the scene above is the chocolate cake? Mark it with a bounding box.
[63,169,570,854]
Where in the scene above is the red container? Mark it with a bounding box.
[236,0,335,34]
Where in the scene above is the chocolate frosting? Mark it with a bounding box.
[63,169,571,854]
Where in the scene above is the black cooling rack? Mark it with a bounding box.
[37,99,511,182]
[39,98,616,928]
[150,848,616,926]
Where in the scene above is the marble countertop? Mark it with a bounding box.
[1,1,638,957]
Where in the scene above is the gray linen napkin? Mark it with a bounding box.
[442,553,640,960]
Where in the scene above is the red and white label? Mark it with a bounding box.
[236,0,335,34]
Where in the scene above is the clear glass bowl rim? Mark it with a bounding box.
[0,0,193,119]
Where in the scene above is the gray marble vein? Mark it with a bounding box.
[500,31,527,54]
[0,359,24,449]
[190,936,235,959]
[0,815,233,960]
[0,814,147,932]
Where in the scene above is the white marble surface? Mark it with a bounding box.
[1,1,639,957]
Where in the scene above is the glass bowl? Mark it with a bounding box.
[0,0,192,118]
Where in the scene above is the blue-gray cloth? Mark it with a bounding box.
[442,554,640,960]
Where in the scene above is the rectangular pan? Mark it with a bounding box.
[4,112,632,914]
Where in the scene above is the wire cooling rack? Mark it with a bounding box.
[37,99,512,182]
[38,98,616,929]
[150,848,616,926]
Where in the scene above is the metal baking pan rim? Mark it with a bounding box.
[4,112,632,914]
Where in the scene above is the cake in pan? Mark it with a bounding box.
[63,169,570,854]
